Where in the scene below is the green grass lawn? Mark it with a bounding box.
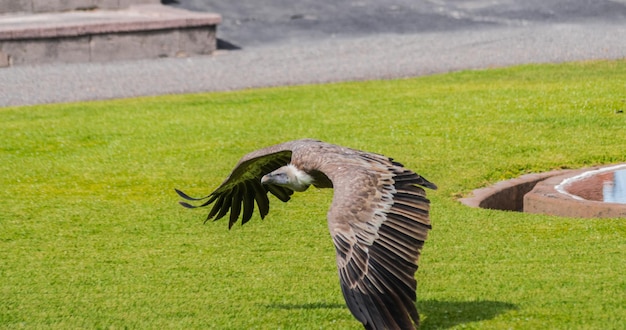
[1,59,625,329]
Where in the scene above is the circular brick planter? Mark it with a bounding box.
[460,164,626,218]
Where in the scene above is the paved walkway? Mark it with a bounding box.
[1,0,625,107]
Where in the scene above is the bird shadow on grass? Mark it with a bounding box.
[266,300,517,330]
[266,299,515,328]
[418,299,518,329]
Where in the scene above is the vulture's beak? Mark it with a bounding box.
[261,171,290,186]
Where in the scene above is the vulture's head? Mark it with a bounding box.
[262,164,313,192]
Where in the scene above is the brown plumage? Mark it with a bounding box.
[176,139,436,329]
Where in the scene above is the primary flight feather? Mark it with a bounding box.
[176,139,436,329]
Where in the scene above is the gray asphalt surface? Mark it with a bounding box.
[1,0,626,107]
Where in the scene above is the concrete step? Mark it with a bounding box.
[0,4,221,67]
[2,0,161,14]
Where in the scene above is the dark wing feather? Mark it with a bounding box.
[241,182,255,225]
[266,184,294,202]
[229,185,243,228]
[326,158,435,330]
[176,140,314,227]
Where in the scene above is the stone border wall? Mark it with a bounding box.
[460,164,626,218]
[525,165,626,218]
[459,170,570,211]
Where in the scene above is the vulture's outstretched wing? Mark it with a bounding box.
[325,158,435,330]
[176,140,312,228]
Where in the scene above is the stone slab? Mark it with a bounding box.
[0,1,31,14]
[0,5,221,40]
[0,4,221,66]
[177,26,216,55]
[1,0,161,14]
[1,36,91,66]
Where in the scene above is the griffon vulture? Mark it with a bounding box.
[176,139,436,329]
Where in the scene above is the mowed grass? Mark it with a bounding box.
[1,59,625,329]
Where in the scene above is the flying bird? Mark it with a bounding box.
[176,139,436,329]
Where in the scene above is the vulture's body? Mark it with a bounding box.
[177,139,436,329]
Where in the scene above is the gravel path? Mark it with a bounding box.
[1,0,625,107]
